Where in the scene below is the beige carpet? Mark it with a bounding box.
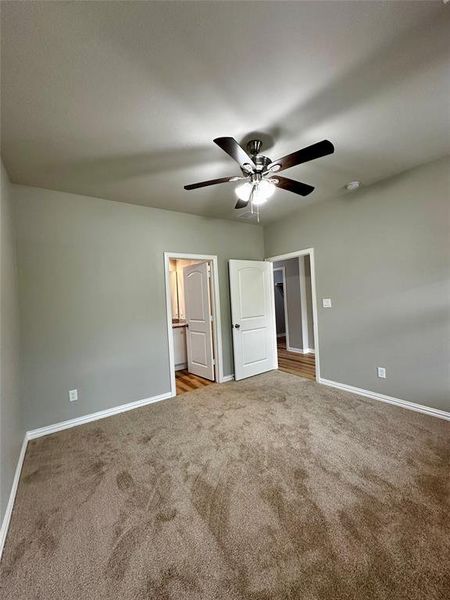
[1,371,449,599]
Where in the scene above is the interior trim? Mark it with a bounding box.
[27,391,174,440]
[221,374,234,383]
[287,346,314,354]
[319,377,450,421]
[298,256,310,351]
[163,252,225,392]
[0,389,183,559]
[2,375,447,559]
[273,266,290,350]
[0,435,28,560]
[265,248,321,382]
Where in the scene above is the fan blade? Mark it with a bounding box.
[235,199,248,209]
[214,137,256,171]
[268,140,334,172]
[274,176,315,196]
[184,176,237,190]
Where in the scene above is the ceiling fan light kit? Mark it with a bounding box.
[235,182,253,202]
[184,135,335,219]
[235,178,276,204]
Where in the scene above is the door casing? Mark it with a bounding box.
[265,248,320,382]
[164,252,224,396]
[273,266,289,347]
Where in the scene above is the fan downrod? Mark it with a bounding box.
[246,139,263,157]
[245,139,271,172]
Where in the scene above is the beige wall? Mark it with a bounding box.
[265,156,450,411]
[0,160,22,522]
[273,259,302,350]
[6,155,450,444]
[13,186,264,430]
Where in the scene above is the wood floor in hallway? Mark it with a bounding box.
[176,336,315,393]
[277,336,316,380]
[175,369,214,395]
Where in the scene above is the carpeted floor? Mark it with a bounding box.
[1,371,449,600]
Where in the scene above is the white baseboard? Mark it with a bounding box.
[175,363,187,371]
[2,378,447,560]
[319,377,450,421]
[0,434,28,560]
[0,389,174,559]
[287,346,302,353]
[276,333,286,338]
[27,391,174,440]
[287,346,314,354]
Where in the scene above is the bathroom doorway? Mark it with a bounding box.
[164,253,224,396]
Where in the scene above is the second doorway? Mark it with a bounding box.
[273,255,316,380]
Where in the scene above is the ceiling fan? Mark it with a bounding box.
[184,137,335,214]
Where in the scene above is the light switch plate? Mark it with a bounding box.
[322,298,332,308]
[377,367,386,379]
[69,389,78,402]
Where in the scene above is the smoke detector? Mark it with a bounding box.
[345,180,361,191]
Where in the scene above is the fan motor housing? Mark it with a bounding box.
[245,139,271,172]
[254,154,271,171]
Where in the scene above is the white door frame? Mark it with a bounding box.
[266,248,320,382]
[164,252,224,396]
[298,256,310,352]
[273,266,290,347]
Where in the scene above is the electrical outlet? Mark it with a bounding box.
[69,389,78,402]
[377,367,386,379]
[322,298,332,308]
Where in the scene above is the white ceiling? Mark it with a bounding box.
[1,1,449,224]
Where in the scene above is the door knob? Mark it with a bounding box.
[234,324,240,329]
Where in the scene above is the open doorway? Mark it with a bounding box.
[164,253,224,396]
[267,249,319,381]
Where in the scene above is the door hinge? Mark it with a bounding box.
[210,315,214,322]
[212,359,216,366]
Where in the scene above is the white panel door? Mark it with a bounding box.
[183,262,215,381]
[229,260,277,380]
